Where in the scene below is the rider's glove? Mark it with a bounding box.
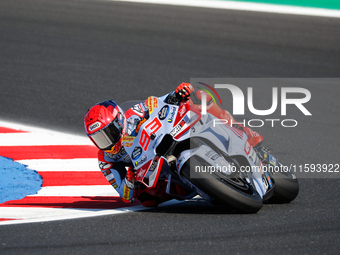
[175,83,194,101]
[125,167,138,190]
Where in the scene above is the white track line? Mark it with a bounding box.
[28,185,119,197]
[0,206,146,225]
[0,120,90,145]
[113,0,340,18]
[17,159,99,172]
[0,133,91,146]
[0,199,184,225]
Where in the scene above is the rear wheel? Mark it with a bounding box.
[268,170,299,203]
[181,155,263,213]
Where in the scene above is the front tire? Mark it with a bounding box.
[181,156,263,213]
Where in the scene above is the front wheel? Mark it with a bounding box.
[181,156,263,213]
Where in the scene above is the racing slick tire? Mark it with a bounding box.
[268,170,299,203]
[181,155,263,214]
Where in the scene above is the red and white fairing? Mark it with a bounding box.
[123,97,199,188]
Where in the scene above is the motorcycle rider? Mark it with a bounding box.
[84,83,263,207]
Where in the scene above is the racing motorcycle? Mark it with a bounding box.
[121,96,299,213]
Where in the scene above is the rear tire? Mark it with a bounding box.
[181,156,263,213]
[268,171,299,203]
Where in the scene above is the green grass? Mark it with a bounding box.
[228,0,340,10]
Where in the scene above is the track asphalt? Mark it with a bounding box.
[0,0,339,254]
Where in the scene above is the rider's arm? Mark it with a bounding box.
[97,150,137,203]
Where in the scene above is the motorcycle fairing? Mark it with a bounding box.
[124,97,199,188]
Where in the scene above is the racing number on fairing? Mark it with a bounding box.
[139,117,162,151]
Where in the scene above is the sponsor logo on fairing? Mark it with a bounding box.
[132,146,142,160]
[148,96,158,114]
[168,107,176,123]
[158,105,169,120]
[135,155,147,167]
[170,115,189,137]
[170,123,182,137]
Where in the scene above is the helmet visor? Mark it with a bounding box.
[89,120,122,150]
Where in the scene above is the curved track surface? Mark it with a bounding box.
[0,0,339,254]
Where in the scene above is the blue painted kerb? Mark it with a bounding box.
[0,156,42,204]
